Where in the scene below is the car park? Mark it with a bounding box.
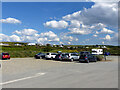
[62,53,79,62]
[79,54,97,63]
[34,53,45,59]
[45,53,57,59]
[0,52,10,60]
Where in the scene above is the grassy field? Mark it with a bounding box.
[1,42,120,58]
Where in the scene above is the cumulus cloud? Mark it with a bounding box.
[9,35,21,42]
[93,34,98,37]
[102,41,105,44]
[62,2,118,28]
[100,28,114,34]
[67,42,71,44]
[0,18,21,24]
[0,34,21,42]
[68,28,91,35]
[0,33,10,41]
[44,20,68,29]
[104,35,111,40]
[13,29,38,36]
[61,35,78,42]
[40,31,60,42]
[1,28,60,44]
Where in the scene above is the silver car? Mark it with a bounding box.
[62,53,79,62]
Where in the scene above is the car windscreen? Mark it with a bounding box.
[2,53,9,55]
[80,55,86,59]
[51,53,56,55]
[37,53,42,55]
[46,53,49,55]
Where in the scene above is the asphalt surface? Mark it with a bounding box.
[0,56,118,88]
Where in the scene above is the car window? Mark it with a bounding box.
[2,53,9,55]
[38,53,42,55]
[46,53,49,55]
[71,54,78,56]
[80,55,86,59]
[51,53,56,55]
[65,54,69,56]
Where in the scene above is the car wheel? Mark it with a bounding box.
[71,58,74,62]
[51,57,53,60]
[86,60,89,63]
[94,58,97,62]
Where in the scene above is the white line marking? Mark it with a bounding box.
[0,72,46,85]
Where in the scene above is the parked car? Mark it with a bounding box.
[45,53,57,59]
[55,53,65,60]
[80,51,90,55]
[0,52,10,60]
[79,54,97,63]
[62,53,79,62]
[34,53,45,59]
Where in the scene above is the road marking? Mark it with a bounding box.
[0,72,46,85]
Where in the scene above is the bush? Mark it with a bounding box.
[96,55,104,61]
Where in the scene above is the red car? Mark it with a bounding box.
[0,53,10,60]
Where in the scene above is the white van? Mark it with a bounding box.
[92,49,103,55]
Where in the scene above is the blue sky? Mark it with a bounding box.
[1,2,118,45]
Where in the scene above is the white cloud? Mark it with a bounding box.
[9,35,21,42]
[14,29,38,36]
[95,31,99,34]
[93,34,98,37]
[40,31,60,42]
[61,35,78,42]
[40,31,57,38]
[60,42,64,44]
[104,35,111,40]
[62,2,118,28]
[0,18,21,24]
[37,37,48,44]
[90,23,106,30]
[69,20,82,28]
[0,33,10,41]
[0,34,21,42]
[68,28,91,35]
[44,20,68,29]
[100,28,114,34]
[67,42,71,44]
[102,41,104,44]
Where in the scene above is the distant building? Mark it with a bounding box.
[27,43,36,46]
[59,44,64,48]
[86,47,89,48]
[101,46,107,48]
[15,44,22,46]
[0,43,9,46]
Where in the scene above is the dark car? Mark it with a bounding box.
[55,53,65,60]
[34,53,45,59]
[79,54,97,63]
[0,53,10,60]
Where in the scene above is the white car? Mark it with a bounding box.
[45,53,57,59]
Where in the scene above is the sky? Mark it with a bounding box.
[0,1,119,45]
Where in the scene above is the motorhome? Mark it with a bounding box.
[92,49,103,55]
